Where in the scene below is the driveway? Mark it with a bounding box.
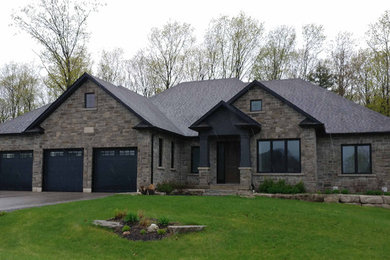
[0,191,112,211]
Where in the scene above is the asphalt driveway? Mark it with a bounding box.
[0,191,112,211]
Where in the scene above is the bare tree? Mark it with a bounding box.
[204,13,264,80]
[97,48,126,85]
[147,21,195,90]
[252,25,296,80]
[12,0,100,97]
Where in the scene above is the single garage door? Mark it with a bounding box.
[93,148,137,192]
[43,149,83,192]
[0,151,33,191]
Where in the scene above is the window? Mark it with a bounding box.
[250,100,262,112]
[101,150,115,157]
[191,146,200,173]
[257,139,301,173]
[85,93,96,108]
[158,138,163,167]
[342,144,371,174]
[171,142,175,169]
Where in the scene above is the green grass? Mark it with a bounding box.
[0,195,389,259]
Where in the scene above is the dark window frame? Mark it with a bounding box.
[84,93,96,108]
[158,138,163,167]
[170,141,175,169]
[250,99,262,112]
[341,144,372,174]
[191,146,200,173]
[256,138,301,173]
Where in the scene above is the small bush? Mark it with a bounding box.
[137,210,145,219]
[258,179,305,194]
[332,189,340,194]
[324,189,332,194]
[139,217,151,227]
[114,209,127,219]
[158,216,170,226]
[384,192,390,196]
[140,229,146,235]
[156,182,190,194]
[122,225,130,232]
[365,190,383,195]
[124,213,139,224]
[341,189,349,194]
[157,229,167,235]
[0,211,6,217]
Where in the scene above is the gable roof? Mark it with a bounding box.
[2,74,390,137]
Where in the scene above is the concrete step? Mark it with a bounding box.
[209,184,241,190]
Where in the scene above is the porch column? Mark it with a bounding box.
[239,133,252,190]
[198,133,210,187]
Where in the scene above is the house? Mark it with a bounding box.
[1,73,390,193]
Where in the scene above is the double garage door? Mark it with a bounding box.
[0,148,137,192]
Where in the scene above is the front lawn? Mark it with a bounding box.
[0,195,389,259]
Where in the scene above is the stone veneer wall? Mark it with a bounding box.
[233,84,318,192]
[317,134,390,192]
[0,80,152,191]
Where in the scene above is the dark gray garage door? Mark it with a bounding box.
[43,149,83,192]
[0,151,33,191]
[93,148,137,192]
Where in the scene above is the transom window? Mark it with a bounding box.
[257,139,301,173]
[85,93,96,108]
[250,100,262,112]
[342,144,371,174]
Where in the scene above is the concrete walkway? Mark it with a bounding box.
[0,191,112,211]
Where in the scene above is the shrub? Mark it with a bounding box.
[384,192,390,196]
[0,211,6,217]
[324,189,332,194]
[124,213,139,224]
[258,179,305,194]
[139,217,151,227]
[140,229,146,235]
[122,225,130,232]
[137,210,145,219]
[157,229,167,235]
[332,189,340,194]
[114,209,127,219]
[156,182,190,194]
[365,190,383,195]
[158,216,170,226]
[341,189,349,194]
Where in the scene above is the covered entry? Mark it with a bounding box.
[93,148,137,192]
[43,149,83,192]
[0,151,33,191]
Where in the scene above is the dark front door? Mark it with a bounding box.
[217,141,240,184]
[43,149,83,192]
[93,148,137,192]
[0,151,33,191]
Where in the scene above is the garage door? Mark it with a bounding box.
[0,151,33,191]
[43,149,83,192]
[93,148,137,192]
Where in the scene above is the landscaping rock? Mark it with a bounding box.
[362,203,383,208]
[360,195,383,204]
[382,204,390,209]
[339,194,360,203]
[324,194,340,203]
[167,225,206,234]
[382,196,390,205]
[93,220,122,228]
[147,224,159,233]
[122,231,130,235]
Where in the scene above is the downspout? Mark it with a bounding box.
[151,133,154,184]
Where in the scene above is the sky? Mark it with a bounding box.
[0,0,390,68]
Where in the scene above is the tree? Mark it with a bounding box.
[97,48,126,85]
[329,32,355,97]
[204,13,264,80]
[147,21,195,90]
[0,63,41,122]
[12,0,100,97]
[307,60,334,89]
[296,24,326,79]
[252,25,296,80]
[366,10,390,116]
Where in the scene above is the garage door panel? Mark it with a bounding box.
[93,148,137,192]
[0,151,33,191]
[43,149,83,192]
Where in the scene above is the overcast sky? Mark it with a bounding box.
[1,0,390,68]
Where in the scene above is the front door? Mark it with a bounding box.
[217,141,240,184]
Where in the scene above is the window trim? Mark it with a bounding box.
[256,138,301,173]
[250,99,262,112]
[84,93,96,108]
[158,138,163,167]
[191,146,200,174]
[341,144,372,174]
[170,141,175,169]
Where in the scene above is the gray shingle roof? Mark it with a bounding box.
[260,79,390,134]
[1,74,390,136]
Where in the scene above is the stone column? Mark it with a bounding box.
[239,133,251,167]
[239,167,252,190]
[199,133,209,167]
[83,146,92,193]
[198,167,210,188]
[32,148,43,192]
